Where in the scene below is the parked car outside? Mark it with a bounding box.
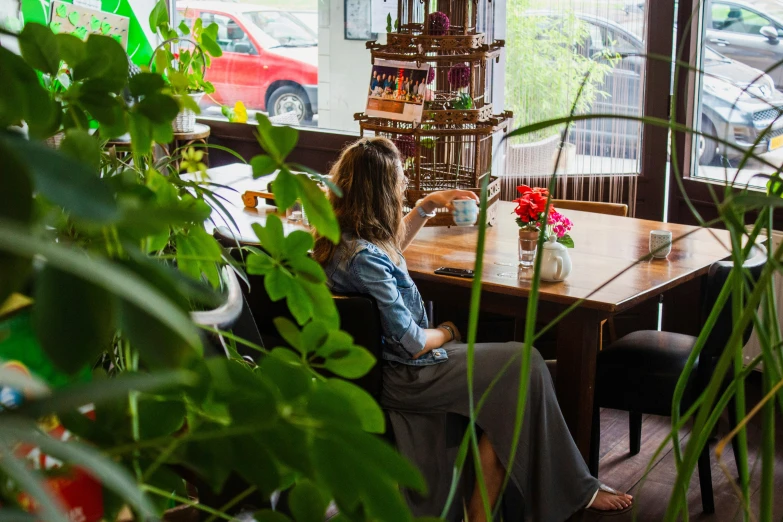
[525,11,783,164]
[706,0,783,88]
[177,1,318,123]
[623,0,783,88]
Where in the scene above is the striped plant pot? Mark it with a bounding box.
[172,92,205,133]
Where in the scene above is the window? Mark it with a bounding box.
[712,3,772,35]
[692,0,783,189]
[505,2,647,183]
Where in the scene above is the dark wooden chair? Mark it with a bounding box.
[590,244,767,513]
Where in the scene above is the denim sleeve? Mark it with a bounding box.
[350,250,426,356]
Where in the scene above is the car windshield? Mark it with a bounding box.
[245,10,316,47]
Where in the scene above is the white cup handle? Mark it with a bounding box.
[555,257,563,280]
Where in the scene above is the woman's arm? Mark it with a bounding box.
[414,321,462,359]
[399,190,480,251]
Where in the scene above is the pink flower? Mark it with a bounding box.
[553,224,566,238]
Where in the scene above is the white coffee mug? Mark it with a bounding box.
[452,199,478,227]
[650,230,673,258]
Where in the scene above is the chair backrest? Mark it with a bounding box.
[551,199,629,217]
[700,244,767,364]
[213,227,385,398]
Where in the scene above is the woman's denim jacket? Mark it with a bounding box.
[323,235,448,366]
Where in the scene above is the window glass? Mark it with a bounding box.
[505,3,647,180]
[712,3,772,34]
[198,12,258,54]
[694,0,783,189]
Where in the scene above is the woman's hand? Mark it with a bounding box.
[420,190,479,213]
[437,321,462,343]
[413,321,462,359]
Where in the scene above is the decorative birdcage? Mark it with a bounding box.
[358,0,510,226]
[355,114,509,226]
[396,0,480,36]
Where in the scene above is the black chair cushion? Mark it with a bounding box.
[596,330,700,416]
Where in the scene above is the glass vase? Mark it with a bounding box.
[518,229,539,268]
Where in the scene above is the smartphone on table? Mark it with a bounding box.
[434,267,474,278]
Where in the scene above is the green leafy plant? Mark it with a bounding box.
[149,0,222,96]
[505,5,615,143]
[4,23,179,157]
[1,23,427,522]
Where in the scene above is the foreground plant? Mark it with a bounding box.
[0,26,426,522]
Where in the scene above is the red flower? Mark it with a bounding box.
[512,185,554,225]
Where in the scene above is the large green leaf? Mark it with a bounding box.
[33,264,116,375]
[19,23,61,76]
[148,0,169,32]
[0,221,202,354]
[289,479,328,522]
[0,49,59,137]
[0,139,33,304]
[258,349,312,401]
[55,33,86,66]
[129,72,166,98]
[129,111,153,156]
[20,371,194,418]
[296,174,339,243]
[251,154,278,178]
[136,93,180,124]
[230,435,281,497]
[71,34,129,92]
[138,396,186,439]
[0,132,118,223]
[199,32,223,58]
[319,336,375,379]
[255,116,298,163]
[270,168,298,210]
[175,226,223,287]
[59,128,101,171]
[324,379,385,433]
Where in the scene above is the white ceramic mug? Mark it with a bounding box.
[452,199,478,227]
[650,230,673,258]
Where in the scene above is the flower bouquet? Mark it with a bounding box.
[512,185,574,247]
[513,185,574,267]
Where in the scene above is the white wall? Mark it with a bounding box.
[317,0,371,133]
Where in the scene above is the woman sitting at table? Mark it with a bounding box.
[313,137,633,522]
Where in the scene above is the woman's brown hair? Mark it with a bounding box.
[313,137,404,265]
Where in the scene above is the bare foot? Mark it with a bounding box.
[588,489,633,511]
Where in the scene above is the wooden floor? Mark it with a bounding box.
[580,403,783,521]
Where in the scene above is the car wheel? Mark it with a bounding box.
[268,86,312,123]
[698,116,719,165]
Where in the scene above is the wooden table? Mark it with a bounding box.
[201,163,732,459]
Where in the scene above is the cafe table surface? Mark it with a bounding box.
[201,163,732,460]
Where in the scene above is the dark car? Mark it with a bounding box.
[525,11,783,164]
[623,0,783,88]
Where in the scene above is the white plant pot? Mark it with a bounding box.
[172,92,205,133]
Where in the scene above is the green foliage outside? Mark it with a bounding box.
[505,1,615,143]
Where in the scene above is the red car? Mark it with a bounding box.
[177,1,318,122]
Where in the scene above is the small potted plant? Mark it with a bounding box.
[513,185,574,267]
[149,0,222,132]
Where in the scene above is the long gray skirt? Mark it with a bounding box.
[381,341,600,522]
